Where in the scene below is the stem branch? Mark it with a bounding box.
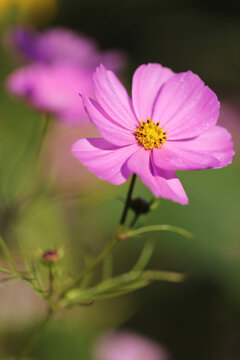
[16,309,53,360]
[60,235,119,298]
[60,174,137,299]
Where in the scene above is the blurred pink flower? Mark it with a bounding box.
[8,27,126,72]
[6,27,126,125]
[218,98,240,155]
[93,331,169,360]
[72,63,234,204]
[7,63,93,124]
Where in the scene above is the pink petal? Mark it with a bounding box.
[93,64,138,129]
[132,63,174,120]
[6,63,94,125]
[93,331,168,360]
[173,125,234,168]
[72,138,138,185]
[153,125,234,170]
[100,49,127,73]
[11,27,126,74]
[152,71,220,139]
[82,96,136,147]
[30,27,97,65]
[127,147,188,205]
[153,142,220,171]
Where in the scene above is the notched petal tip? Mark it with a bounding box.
[93,63,107,78]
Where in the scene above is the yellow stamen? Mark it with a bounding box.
[135,117,168,150]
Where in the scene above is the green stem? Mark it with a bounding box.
[102,251,113,280]
[48,264,54,299]
[125,224,194,239]
[65,269,186,305]
[0,235,20,275]
[129,213,139,229]
[34,113,51,160]
[119,174,137,225]
[0,267,12,275]
[0,114,51,238]
[60,174,137,299]
[16,309,53,360]
[60,234,119,298]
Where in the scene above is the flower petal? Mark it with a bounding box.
[153,125,234,170]
[127,147,188,205]
[153,142,220,171]
[174,125,234,168]
[152,71,220,139]
[132,63,174,121]
[10,27,126,73]
[82,96,136,146]
[6,63,94,125]
[72,138,138,185]
[100,49,127,73]
[93,64,138,129]
[11,27,98,65]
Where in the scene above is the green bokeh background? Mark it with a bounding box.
[0,1,240,359]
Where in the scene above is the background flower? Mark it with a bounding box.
[8,27,126,72]
[93,331,169,360]
[6,27,126,125]
[7,63,94,124]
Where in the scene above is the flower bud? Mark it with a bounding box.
[42,250,59,263]
[130,197,151,215]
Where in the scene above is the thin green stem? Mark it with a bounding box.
[60,234,119,298]
[102,174,137,281]
[34,113,51,160]
[16,309,53,360]
[102,251,113,280]
[0,114,51,238]
[125,224,194,239]
[48,264,54,299]
[0,267,12,275]
[64,269,186,305]
[60,174,138,299]
[119,174,137,225]
[0,235,19,275]
[129,213,139,229]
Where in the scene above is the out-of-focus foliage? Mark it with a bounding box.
[0,0,58,23]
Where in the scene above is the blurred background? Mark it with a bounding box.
[0,0,240,359]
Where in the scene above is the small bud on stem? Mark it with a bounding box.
[42,250,59,263]
[130,197,151,215]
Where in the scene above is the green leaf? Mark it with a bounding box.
[18,239,34,276]
[149,199,161,211]
[0,266,12,275]
[131,240,155,272]
[0,235,19,275]
[84,281,149,300]
[65,269,186,305]
[122,224,194,240]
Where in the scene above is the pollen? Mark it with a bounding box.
[135,117,168,150]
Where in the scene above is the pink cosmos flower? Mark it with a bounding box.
[93,331,169,360]
[7,63,94,124]
[72,63,234,204]
[6,27,126,125]
[8,27,126,72]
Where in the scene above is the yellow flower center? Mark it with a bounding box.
[135,117,168,150]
